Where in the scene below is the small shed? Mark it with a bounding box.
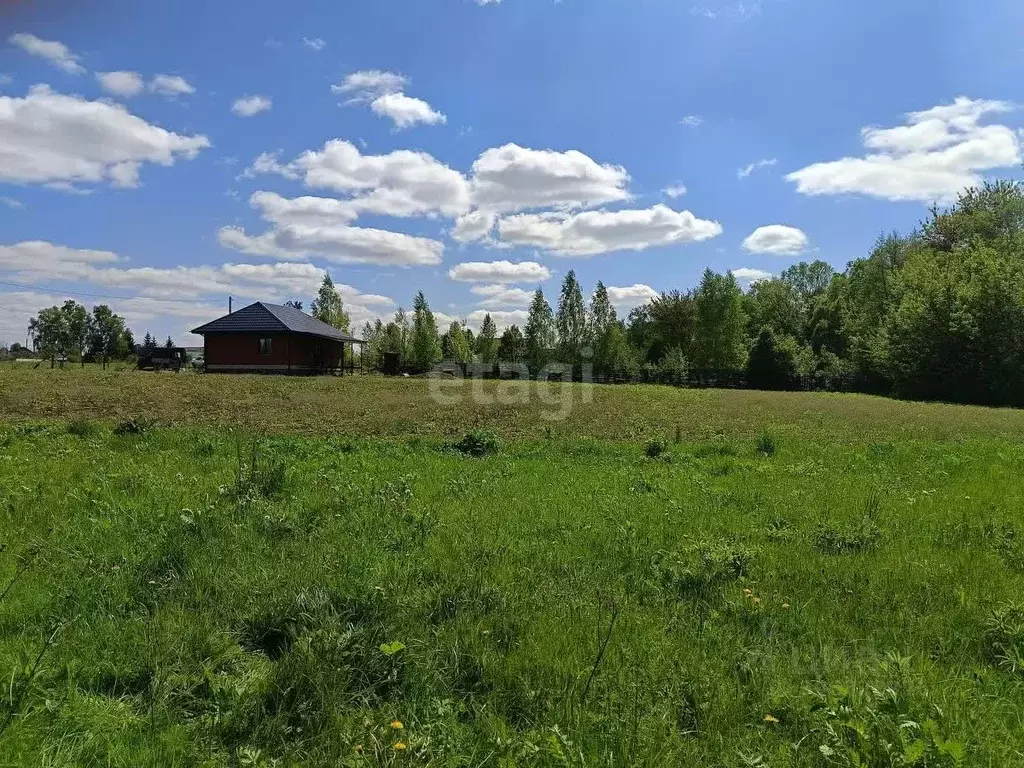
[192,302,363,375]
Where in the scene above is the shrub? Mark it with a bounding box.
[453,429,500,458]
[653,539,755,601]
[114,416,154,436]
[645,439,667,459]
[815,515,882,555]
[67,420,100,438]
[756,432,777,457]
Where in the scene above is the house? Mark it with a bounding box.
[191,302,363,375]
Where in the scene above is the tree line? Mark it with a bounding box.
[355,181,1024,407]
[23,302,136,368]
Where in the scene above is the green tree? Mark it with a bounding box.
[692,270,747,370]
[746,329,797,391]
[447,321,472,367]
[142,332,158,349]
[285,300,304,311]
[597,321,637,376]
[497,325,526,364]
[88,305,133,367]
[61,300,92,367]
[525,288,556,375]
[310,273,351,332]
[556,270,588,365]
[409,291,441,372]
[744,279,800,340]
[28,306,66,367]
[589,281,616,340]
[644,291,695,364]
[476,313,499,365]
[165,336,175,348]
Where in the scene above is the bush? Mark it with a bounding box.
[645,439,667,459]
[814,515,882,555]
[982,602,1024,675]
[113,416,154,436]
[746,329,798,391]
[756,432,777,457]
[453,429,500,458]
[67,420,100,438]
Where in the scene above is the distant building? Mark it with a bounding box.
[191,302,363,375]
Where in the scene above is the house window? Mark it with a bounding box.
[259,338,273,356]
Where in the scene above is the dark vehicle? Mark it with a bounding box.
[137,346,187,372]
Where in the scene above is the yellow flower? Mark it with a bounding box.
[743,588,753,596]
[752,597,761,605]
[394,742,407,751]
[782,603,791,610]
[354,744,363,753]
[764,714,779,724]
[391,720,404,730]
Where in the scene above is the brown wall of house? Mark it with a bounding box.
[204,333,346,373]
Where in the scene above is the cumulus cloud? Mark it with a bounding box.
[497,204,723,257]
[232,95,272,117]
[245,140,470,219]
[149,74,195,97]
[663,184,687,198]
[606,284,659,311]
[742,225,809,255]
[0,85,209,190]
[470,284,535,309]
[731,267,774,285]
[9,33,84,75]
[96,71,144,97]
[786,97,1021,203]
[738,158,777,179]
[302,37,326,51]
[217,224,444,267]
[451,211,497,243]
[331,70,408,101]
[331,69,444,130]
[469,144,631,216]
[370,92,446,129]
[0,241,396,342]
[448,260,552,284]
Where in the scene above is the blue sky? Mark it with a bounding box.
[1,0,1023,346]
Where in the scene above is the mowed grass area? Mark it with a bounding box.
[2,373,1024,765]
[3,365,1024,442]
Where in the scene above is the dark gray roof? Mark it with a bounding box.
[192,302,363,343]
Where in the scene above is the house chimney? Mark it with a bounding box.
[229,296,233,314]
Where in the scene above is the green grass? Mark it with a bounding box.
[3,370,1024,764]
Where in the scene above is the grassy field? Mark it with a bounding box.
[2,369,1024,766]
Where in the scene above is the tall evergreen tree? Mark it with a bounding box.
[556,270,588,365]
[525,288,556,375]
[477,313,499,365]
[310,273,351,332]
[409,291,441,371]
[589,281,617,340]
[497,325,526,364]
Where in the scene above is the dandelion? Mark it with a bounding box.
[743,588,753,596]
[394,742,407,751]
[764,714,779,724]
[391,719,404,730]
[752,597,761,605]
[782,603,791,610]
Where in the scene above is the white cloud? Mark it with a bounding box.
[470,284,535,309]
[245,140,470,219]
[0,85,209,189]
[96,71,144,97]
[0,74,12,86]
[679,115,703,127]
[232,95,272,117]
[605,284,659,311]
[742,225,808,255]
[448,260,552,284]
[451,210,496,243]
[786,97,1021,203]
[0,197,23,209]
[302,37,326,51]
[149,74,195,97]
[732,267,774,285]
[331,70,408,101]
[738,157,777,179]
[370,92,446,130]
[469,144,631,216]
[663,184,687,198]
[9,33,84,75]
[497,204,723,257]
[465,309,529,332]
[217,224,444,267]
